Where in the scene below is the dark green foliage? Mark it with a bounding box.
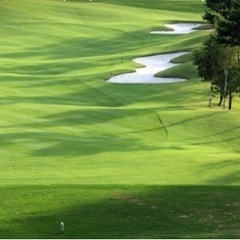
[205,0,232,12]
[193,35,223,84]
[203,0,231,23]
[203,0,240,46]
[200,0,240,108]
[217,0,240,46]
[193,34,240,109]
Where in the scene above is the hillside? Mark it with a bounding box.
[0,0,239,238]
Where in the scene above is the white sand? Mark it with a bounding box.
[150,23,202,34]
[107,52,188,84]
[107,23,201,84]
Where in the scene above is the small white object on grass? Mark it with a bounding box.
[60,222,64,233]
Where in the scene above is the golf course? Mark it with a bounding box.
[0,0,240,238]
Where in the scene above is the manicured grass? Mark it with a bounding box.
[0,0,240,238]
[0,185,240,239]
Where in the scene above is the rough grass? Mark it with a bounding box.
[0,0,240,238]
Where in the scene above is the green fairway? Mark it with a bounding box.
[0,0,240,238]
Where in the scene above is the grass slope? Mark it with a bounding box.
[0,0,240,238]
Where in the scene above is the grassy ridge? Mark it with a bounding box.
[0,0,240,238]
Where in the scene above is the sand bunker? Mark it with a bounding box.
[150,23,202,34]
[107,52,188,84]
[107,23,201,84]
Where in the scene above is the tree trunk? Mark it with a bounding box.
[218,94,223,106]
[218,86,224,106]
[223,69,228,109]
[209,84,214,107]
[228,91,233,110]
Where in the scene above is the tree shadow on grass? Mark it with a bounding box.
[0,84,125,107]
[0,130,159,157]
[0,83,196,108]
[0,27,151,61]
[200,159,240,185]
[0,102,171,156]
[0,185,239,239]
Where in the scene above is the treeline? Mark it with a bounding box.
[193,0,240,110]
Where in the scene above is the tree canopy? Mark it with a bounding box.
[194,0,240,109]
[203,0,240,46]
[193,34,239,109]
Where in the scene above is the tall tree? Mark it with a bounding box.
[193,35,224,106]
[193,34,239,109]
[217,46,238,109]
[216,0,240,46]
[227,67,240,109]
[203,0,240,46]
[203,0,232,24]
[200,0,240,109]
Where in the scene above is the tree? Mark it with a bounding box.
[203,0,240,46]
[199,0,240,109]
[227,67,240,109]
[193,35,224,106]
[203,0,232,24]
[216,0,240,46]
[217,46,238,109]
[193,34,239,109]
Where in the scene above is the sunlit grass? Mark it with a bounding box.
[0,0,239,238]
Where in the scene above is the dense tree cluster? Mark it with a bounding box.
[193,0,240,109]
